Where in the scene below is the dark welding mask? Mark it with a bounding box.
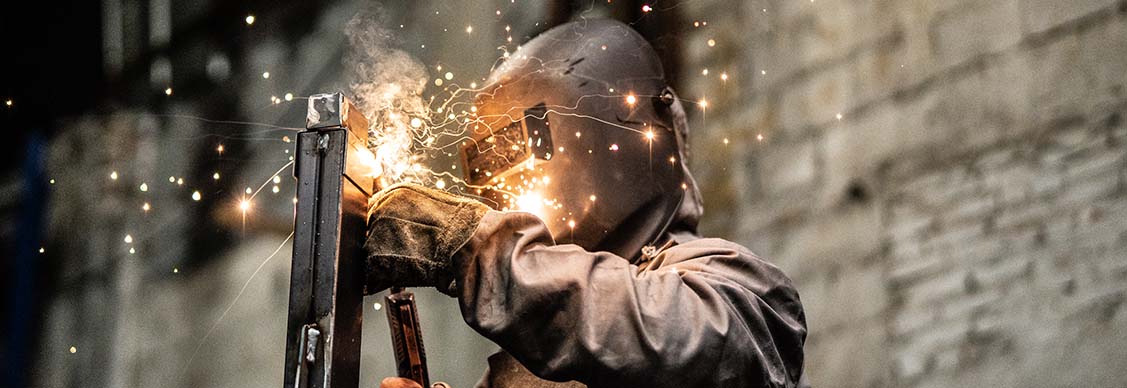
[461,19,698,259]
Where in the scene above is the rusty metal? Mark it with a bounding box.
[384,287,430,386]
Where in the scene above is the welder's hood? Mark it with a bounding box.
[464,19,702,259]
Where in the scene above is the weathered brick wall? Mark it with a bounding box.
[680,1,1127,386]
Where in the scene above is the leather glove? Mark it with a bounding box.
[364,183,490,296]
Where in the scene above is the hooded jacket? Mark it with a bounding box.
[452,169,807,388]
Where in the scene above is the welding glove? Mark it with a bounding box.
[364,183,490,296]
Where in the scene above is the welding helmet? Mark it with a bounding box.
[463,19,701,259]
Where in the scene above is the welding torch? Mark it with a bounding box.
[282,92,429,388]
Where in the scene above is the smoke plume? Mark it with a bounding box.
[343,6,430,186]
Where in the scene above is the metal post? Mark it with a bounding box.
[283,92,372,388]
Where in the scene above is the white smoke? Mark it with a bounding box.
[343,6,430,186]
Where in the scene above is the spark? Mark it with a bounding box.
[239,199,251,212]
[50,179,55,184]
[39,247,45,253]
[284,93,293,101]
[645,131,655,141]
[373,302,383,311]
[699,99,709,109]
[761,70,767,75]
[609,144,619,151]
[836,113,843,120]
[568,220,576,228]
[110,171,119,180]
[642,4,653,12]
[465,25,473,34]
[262,72,270,79]
[191,191,202,201]
[410,117,422,128]
[271,185,279,193]
[625,94,637,105]
[245,15,255,25]
[168,176,176,183]
[669,156,677,163]
[129,247,135,254]
[142,202,151,212]
[139,183,148,192]
[435,179,446,189]
[245,187,253,195]
[69,346,77,354]
[702,68,709,76]
[721,73,729,81]
[178,230,294,379]
[445,72,454,80]
[757,134,764,141]
[213,172,220,180]
[165,87,172,96]
[177,178,184,185]
[217,144,225,154]
[707,39,716,47]
[4,99,11,107]
[124,234,133,243]
[723,138,730,145]
[272,176,281,184]
[589,195,597,202]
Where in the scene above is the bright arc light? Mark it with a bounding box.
[239,199,251,212]
[645,131,655,141]
[625,94,637,105]
[245,15,255,25]
[515,191,547,219]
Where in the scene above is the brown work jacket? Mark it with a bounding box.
[453,211,807,388]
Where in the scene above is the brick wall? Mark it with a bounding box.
[680,1,1127,386]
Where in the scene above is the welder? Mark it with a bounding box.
[366,19,807,388]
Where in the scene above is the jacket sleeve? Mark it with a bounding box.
[452,211,807,388]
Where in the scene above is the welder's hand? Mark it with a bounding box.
[378,377,451,388]
[364,183,489,296]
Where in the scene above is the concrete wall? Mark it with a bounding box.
[680,0,1127,386]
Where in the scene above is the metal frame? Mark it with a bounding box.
[283,93,372,388]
